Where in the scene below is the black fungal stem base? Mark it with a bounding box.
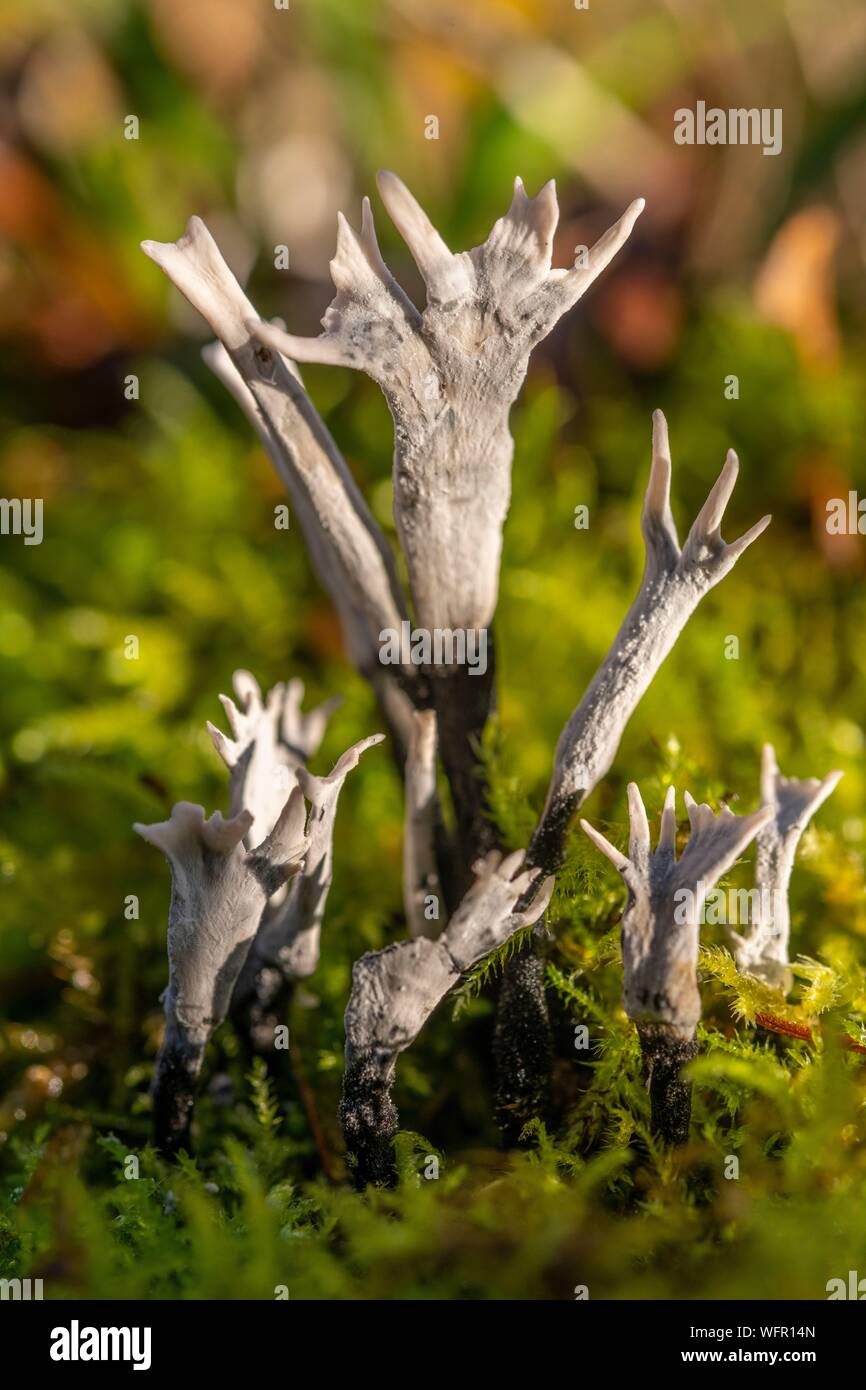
[231,964,293,1063]
[152,1029,204,1158]
[340,1055,399,1189]
[430,655,498,900]
[637,1023,699,1146]
[492,793,576,1142]
[493,939,553,1143]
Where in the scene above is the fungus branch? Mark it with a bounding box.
[141,218,418,754]
[730,744,841,989]
[207,669,339,855]
[532,411,771,871]
[202,670,382,1053]
[581,785,771,1144]
[231,732,385,1052]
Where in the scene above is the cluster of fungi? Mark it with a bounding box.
[137,172,838,1184]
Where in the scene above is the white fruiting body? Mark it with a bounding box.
[252,175,644,642]
[536,413,771,859]
[581,785,772,1038]
[135,789,308,1152]
[730,744,842,987]
[207,669,340,853]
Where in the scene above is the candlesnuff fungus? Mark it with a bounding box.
[341,850,554,1188]
[494,411,771,1136]
[203,669,378,1054]
[134,791,308,1156]
[142,178,649,1135]
[141,180,773,1149]
[251,177,644,644]
[581,784,772,1145]
[250,175,645,878]
[729,743,842,989]
[206,669,340,856]
[141,220,418,760]
[231,730,386,1051]
[534,416,771,856]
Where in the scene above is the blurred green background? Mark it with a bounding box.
[2,0,866,1299]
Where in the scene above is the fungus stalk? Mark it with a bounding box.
[135,791,308,1155]
[341,851,554,1187]
[403,710,445,939]
[581,785,771,1145]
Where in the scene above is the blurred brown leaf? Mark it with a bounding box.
[754,207,841,368]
